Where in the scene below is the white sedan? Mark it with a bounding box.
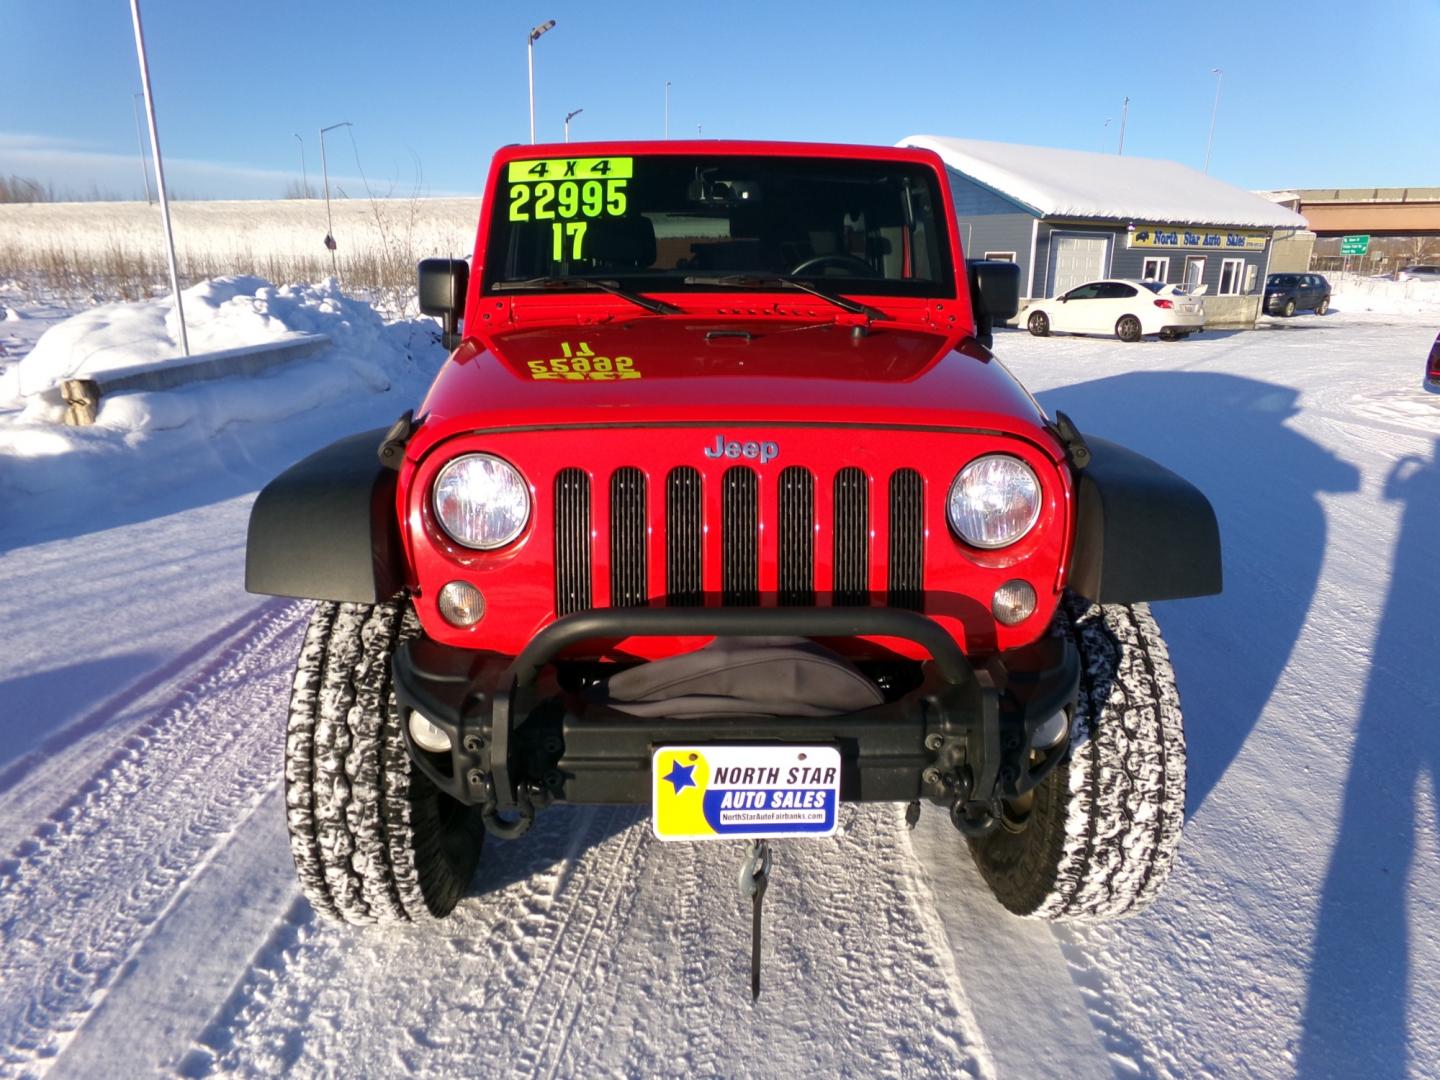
[1023,279,1206,342]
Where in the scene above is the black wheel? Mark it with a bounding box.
[285,600,486,925]
[967,596,1186,921]
[1282,298,1296,317]
[1027,310,1050,337]
[1115,314,1143,342]
[1315,297,1329,315]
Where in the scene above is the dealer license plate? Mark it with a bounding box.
[651,745,841,841]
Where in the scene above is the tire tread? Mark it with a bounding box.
[284,600,483,925]
[968,596,1186,921]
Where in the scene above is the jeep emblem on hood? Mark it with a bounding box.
[704,436,779,464]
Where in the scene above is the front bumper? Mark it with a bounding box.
[392,607,1080,837]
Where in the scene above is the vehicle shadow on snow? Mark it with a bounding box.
[1298,437,1440,1079]
[0,652,163,788]
[1035,373,1360,819]
[463,803,642,898]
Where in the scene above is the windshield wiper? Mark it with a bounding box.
[493,276,681,315]
[682,273,888,321]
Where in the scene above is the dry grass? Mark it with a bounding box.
[0,194,479,314]
[0,239,421,311]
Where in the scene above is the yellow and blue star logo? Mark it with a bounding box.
[662,759,696,793]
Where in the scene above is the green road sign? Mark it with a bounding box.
[1340,234,1370,256]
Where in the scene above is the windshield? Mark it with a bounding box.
[484,153,954,297]
[1269,274,1299,286]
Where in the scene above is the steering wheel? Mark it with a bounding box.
[788,253,881,278]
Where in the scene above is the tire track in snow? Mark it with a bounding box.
[187,803,989,1079]
[0,601,309,1074]
[189,806,652,1078]
[0,599,288,802]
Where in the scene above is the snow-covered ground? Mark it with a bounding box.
[0,281,1437,1078]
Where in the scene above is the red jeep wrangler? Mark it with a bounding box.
[247,141,1220,934]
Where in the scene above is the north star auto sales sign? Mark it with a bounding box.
[1128,226,1267,252]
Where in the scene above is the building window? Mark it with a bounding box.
[983,251,1017,262]
[1219,258,1245,295]
[1184,256,1206,289]
[1141,256,1169,282]
[1244,264,1258,292]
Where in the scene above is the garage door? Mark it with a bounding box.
[1050,234,1110,297]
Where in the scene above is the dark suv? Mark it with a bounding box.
[1264,273,1331,316]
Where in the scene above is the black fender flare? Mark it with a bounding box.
[245,428,404,603]
[1066,436,1222,604]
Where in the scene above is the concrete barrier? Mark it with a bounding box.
[60,333,331,425]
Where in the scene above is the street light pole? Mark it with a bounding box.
[564,108,583,143]
[319,121,351,277]
[665,81,670,140]
[127,0,188,356]
[1117,96,1129,155]
[294,132,309,198]
[527,19,556,144]
[131,93,153,205]
[1204,68,1224,174]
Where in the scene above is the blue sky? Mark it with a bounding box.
[3,0,1437,200]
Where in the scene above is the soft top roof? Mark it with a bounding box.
[899,135,1309,230]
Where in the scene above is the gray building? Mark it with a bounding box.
[899,136,1309,328]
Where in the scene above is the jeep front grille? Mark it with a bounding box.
[610,467,647,608]
[665,466,703,606]
[721,466,760,605]
[554,465,924,612]
[833,466,869,605]
[554,468,591,616]
[778,466,814,606]
[888,469,924,609]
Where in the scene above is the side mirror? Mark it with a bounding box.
[418,258,468,350]
[966,259,1022,349]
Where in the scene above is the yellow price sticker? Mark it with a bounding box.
[527,341,641,381]
[507,157,634,182]
[509,179,627,223]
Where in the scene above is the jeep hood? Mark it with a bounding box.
[416,317,1055,452]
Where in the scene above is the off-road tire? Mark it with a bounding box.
[967,595,1186,921]
[1315,297,1329,315]
[1116,315,1143,342]
[1282,298,1296,317]
[1027,311,1050,336]
[285,600,486,925]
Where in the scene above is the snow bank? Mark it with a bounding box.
[3,276,407,418]
[1330,275,1440,317]
[0,277,443,513]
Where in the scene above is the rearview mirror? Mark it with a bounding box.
[418,258,468,350]
[967,259,1022,348]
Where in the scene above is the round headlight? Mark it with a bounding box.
[433,453,531,550]
[947,455,1041,549]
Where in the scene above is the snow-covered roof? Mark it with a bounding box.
[899,136,1309,230]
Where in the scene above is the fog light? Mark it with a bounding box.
[992,579,1037,626]
[1031,709,1069,749]
[438,580,485,626]
[408,710,453,754]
